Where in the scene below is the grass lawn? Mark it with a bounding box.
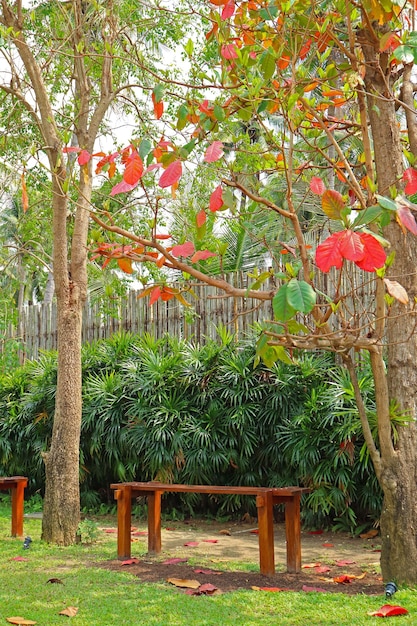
[0,502,416,625]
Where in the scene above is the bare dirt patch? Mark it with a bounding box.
[96,519,384,595]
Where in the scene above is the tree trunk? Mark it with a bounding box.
[360,27,417,584]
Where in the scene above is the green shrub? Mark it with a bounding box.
[0,330,382,529]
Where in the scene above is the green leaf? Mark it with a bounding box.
[214,104,226,121]
[286,279,316,314]
[184,38,194,57]
[351,205,382,228]
[152,84,164,103]
[393,45,415,64]
[376,195,397,211]
[260,51,276,81]
[139,138,152,160]
[272,284,296,322]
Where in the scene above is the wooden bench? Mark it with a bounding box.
[110,481,310,576]
[0,476,28,537]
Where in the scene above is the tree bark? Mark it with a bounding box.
[360,27,417,584]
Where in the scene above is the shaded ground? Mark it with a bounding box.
[96,519,384,596]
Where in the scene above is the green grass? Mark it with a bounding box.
[0,504,416,625]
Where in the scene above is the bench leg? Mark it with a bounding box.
[147,491,162,554]
[115,487,132,559]
[284,494,302,573]
[11,481,25,537]
[257,491,275,576]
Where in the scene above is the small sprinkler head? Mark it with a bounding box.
[385,581,397,599]
[23,536,32,549]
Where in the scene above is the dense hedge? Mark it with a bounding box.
[0,330,382,531]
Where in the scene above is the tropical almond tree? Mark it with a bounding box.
[82,0,417,585]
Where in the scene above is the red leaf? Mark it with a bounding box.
[204,141,224,163]
[201,539,219,544]
[159,160,182,188]
[314,566,331,573]
[338,230,364,262]
[197,583,219,594]
[152,92,164,119]
[63,146,81,153]
[110,180,138,196]
[10,556,29,561]
[190,250,216,263]
[184,541,199,547]
[335,559,355,567]
[397,203,417,235]
[196,210,207,228]
[333,575,352,584]
[193,568,221,575]
[121,558,140,565]
[403,167,417,195]
[209,185,224,212]
[221,0,235,19]
[355,233,386,271]
[310,177,326,195]
[149,286,161,305]
[315,232,344,272]
[368,605,408,617]
[77,149,91,166]
[171,241,195,258]
[221,44,238,59]
[123,153,144,185]
[131,531,148,536]
[322,543,334,547]
[307,530,323,535]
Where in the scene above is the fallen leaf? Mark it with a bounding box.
[202,539,219,543]
[360,529,379,539]
[10,556,29,562]
[47,578,64,584]
[165,527,177,531]
[322,543,334,547]
[103,528,118,533]
[333,575,354,584]
[197,583,219,594]
[131,531,148,536]
[252,586,293,592]
[59,606,79,617]
[302,563,321,569]
[6,618,37,625]
[162,558,188,565]
[368,604,409,617]
[121,558,140,566]
[184,541,199,547]
[167,577,201,589]
[250,529,259,535]
[219,529,231,536]
[302,585,327,593]
[193,568,222,575]
[314,566,332,574]
[308,529,324,535]
[335,559,355,567]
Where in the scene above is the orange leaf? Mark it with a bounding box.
[21,172,29,212]
[117,258,134,274]
[123,153,143,185]
[196,210,207,228]
[6,619,37,625]
[209,185,224,212]
[152,92,164,119]
[149,286,161,305]
[321,189,345,219]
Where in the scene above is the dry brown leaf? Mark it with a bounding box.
[6,618,37,625]
[59,607,79,617]
[167,578,201,589]
[383,278,409,304]
[219,529,231,536]
[359,529,379,539]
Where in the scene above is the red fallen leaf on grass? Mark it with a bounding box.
[202,539,218,543]
[121,558,140,566]
[184,541,199,547]
[308,529,323,535]
[315,566,331,574]
[103,528,118,533]
[193,568,222,575]
[10,556,29,561]
[302,585,327,593]
[302,563,321,569]
[252,586,294,592]
[131,531,148,536]
[368,605,409,617]
[162,558,188,565]
[322,543,334,547]
[165,527,177,531]
[250,529,259,534]
[335,559,355,567]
